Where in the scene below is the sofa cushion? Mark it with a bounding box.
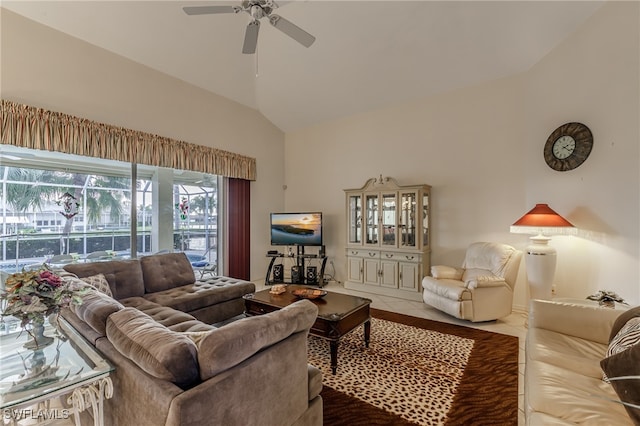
[462,242,515,277]
[106,307,200,388]
[71,288,124,336]
[527,327,609,379]
[142,276,255,313]
[140,252,196,293]
[197,299,318,380]
[600,342,640,423]
[64,259,144,300]
[80,273,113,297]
[119,297,214,332]
[526,358,631,424]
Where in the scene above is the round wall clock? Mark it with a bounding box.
[543,122,593,171]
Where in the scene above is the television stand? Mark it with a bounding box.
[265,246,328,287]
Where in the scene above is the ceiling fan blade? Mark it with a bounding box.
[268,14,315,48]
[242,20,260,54]
[183,6,237,15]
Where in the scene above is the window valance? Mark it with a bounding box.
[0,100,256,180]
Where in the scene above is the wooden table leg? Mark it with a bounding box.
[364,319,371,348]
[329,340,339,375]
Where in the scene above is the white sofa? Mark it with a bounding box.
[525,299,638,425]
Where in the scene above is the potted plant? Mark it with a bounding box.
[586,290,627,308]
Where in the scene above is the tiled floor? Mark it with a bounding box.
[259,281,528,426]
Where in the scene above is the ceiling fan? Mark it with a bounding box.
[183,1,316,54]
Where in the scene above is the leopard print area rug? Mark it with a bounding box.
[310,308,519,426]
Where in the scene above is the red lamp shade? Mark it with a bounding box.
[511,204,575,301]
[512,204,574,228]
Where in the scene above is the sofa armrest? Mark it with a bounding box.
[466,277,507,289]
[462,268,505,289]
[529,299,623,344]
[167,302,319,426]
[431,265,463,280]
[197,299,318,379]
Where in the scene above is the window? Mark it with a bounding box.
[0,145,220,273]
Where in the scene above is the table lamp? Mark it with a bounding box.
[510,204,575,300]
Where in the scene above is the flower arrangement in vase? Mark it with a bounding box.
[0,265,87,348]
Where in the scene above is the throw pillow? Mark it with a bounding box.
[603,317,640,382]
[601,341,640,423]
[607,317,640,358]
[609,306,640,342]
[80,273,113,297]
[71,289,124,336]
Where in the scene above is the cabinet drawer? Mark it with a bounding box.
[379,251,421,263]
[346,248,380,259]
[398,252,421,263]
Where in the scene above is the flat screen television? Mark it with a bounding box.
[270,212,323,246]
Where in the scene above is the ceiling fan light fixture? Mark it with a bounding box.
[250,5,265,20]
[183,0,315,54]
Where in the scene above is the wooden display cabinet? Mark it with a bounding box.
[344,176,430,301]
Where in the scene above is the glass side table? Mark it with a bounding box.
[1,317,114,426]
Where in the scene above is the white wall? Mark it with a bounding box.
[285,1,640,310]
[285,74,531,308]
[524,1,640,303]
[0,9,286,281]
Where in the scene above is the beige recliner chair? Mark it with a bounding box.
[422,242,522,322]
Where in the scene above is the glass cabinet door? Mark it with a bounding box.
[381,193,396,246]
[365,194,379,245]
[400,191,418,248]
[422,192,429,247]
[348,194,362,244]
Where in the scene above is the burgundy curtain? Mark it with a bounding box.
[227,178,250,280]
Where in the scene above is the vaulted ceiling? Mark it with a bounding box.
[2,1,604,132]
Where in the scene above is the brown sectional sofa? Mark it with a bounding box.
[61,252,323,426]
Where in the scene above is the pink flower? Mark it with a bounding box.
[38,270,62,288]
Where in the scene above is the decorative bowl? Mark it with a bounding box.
[292,289,327,300]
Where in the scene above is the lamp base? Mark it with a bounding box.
[526,235,557,301]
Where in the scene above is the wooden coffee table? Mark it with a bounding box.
[244,285,372,374]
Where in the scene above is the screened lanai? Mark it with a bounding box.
[0,144,220,274]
